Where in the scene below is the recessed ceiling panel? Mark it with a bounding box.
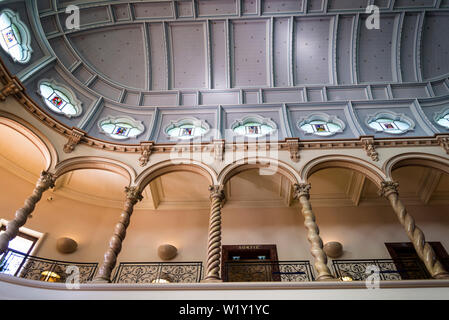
[148,23,167,90]
[336,16,354,85]
[294,17,331,85]
[263,0,303,14]
[69,25,146,89]
[232,20,268,87]
[211,20,227,89]
[273,18,290,87]
[422,12,449,80]
[170,22,206,89]
[358,14,395,83]
[400,13,419,82]
[197,0,237,16]
[132,2,174,19]
[328,0,368,11]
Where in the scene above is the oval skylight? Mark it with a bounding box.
[99,116,144,140]
[231,116,276,138]
[165,118,209,140]
[298,114,345,137]
[436,112,449,129]
[38,80,82,118]
[0,9,32,64]
[368,118,411,134]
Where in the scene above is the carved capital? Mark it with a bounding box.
[125,186,143,202]
[38,171,56,189]
[213,140,225,162]
[63,128,85,153]
[139,142,154,167]
[286,138,300,162]
[293,183,311,200]
[0,78,23,101]
[437,136,449,155]
[209,185,225,201]
[379,181,399,198]
[361,137,379,162]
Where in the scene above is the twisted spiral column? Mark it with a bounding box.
[202,185,225,282]
[294,184,335,281]
[0,171,55,254]
[93,186,143,283]
[380,181,449,279]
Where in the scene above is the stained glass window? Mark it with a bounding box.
[368,118,410,134]
[38,81,82,117]
[0,9,32,64]
[436,112,449,129]
[232,119,275,138]
[99,117,144,140]
[166,122,208,140]
[299,119,344,137]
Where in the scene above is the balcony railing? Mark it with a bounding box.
[0,248,98,283]
[112,261,203,284]
[223,260,315,282]
[332,258,431,281]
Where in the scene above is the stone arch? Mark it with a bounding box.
[0,111,57,171]
[300,155,386,188]
[135,160,217,191]
[384,152,449,179]
[54,156,135,184]
[217,157,300,186]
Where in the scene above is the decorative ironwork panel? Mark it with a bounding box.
[332,258,429,281]
[112,262,203,284]
[0,249,98,283]
[223,261,315,282]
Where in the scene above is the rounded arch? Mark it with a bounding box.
[218,157,300,186]
[135,160,217,191]
[384,153,449,179]
[54,156,135,184]
[0,111,58,171]
[301,155,386,188]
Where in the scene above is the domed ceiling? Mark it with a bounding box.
[1,0,449,145]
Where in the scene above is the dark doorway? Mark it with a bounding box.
[221,245,279,282]
[385,242,449,279]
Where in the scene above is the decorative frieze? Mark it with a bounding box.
[285,138,300,162]
[0,78,23,101]
[213,140,225,161]
[437,135,449,155]
[139,142,154,167]
[361,137,379,162]
[63,128,86,153]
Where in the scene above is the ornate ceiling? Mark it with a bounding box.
[1,0,449,144]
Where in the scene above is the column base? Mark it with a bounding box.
[201,278,223,283]
[91,277,111,283]
[316,275,338,281]
[433,272,449,280]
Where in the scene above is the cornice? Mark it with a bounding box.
[1,59,449,158]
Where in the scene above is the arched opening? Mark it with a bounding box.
[302,155,449,281]
[216,162,314,282]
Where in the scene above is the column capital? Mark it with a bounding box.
[37,171,56,189]
[209,185,225,201]
[293,183,311,200]
[379,181,399,198]
[124,186,143,202]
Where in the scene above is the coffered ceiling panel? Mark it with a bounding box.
[69,25,147,90]
[170,22,207,89]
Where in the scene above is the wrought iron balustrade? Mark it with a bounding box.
[112,261,203,284]
[0,248,98,283]
[332,258,430,281]
[223,260,315,282]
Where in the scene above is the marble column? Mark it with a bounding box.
[380,181,449,279]
[294,183,335,280]
[202,185,225,282]
[0,171,55,254]
[93,186,143,283]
